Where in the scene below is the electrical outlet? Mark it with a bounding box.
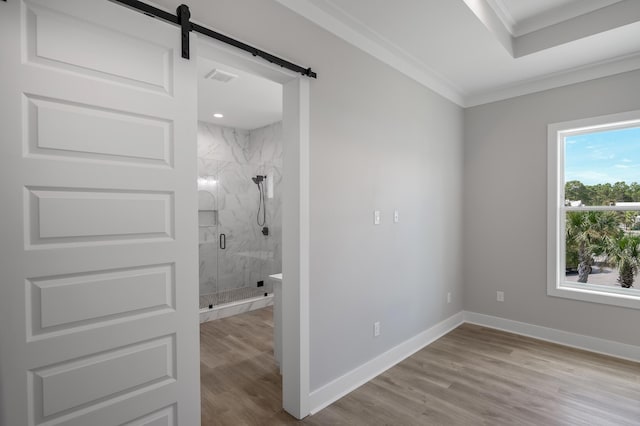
[373,321,380,337]
[447,292,451,304]
[497,291,504,302]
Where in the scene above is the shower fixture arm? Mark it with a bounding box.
[253,175,267,228]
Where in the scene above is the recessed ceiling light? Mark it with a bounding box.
[213,113,224,118]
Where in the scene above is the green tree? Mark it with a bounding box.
[564,180,640,205]
[566,211,621,283]
[565,180,590,204]
[591,183,613,205]
[606,234,640,288]
[613,181,631,202]
[629,182,640,201]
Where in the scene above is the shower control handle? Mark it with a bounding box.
[220,233,226,250]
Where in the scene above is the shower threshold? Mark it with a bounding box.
[199,290,273,323]
[199,286,273,309]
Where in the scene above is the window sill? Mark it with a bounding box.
[548,283,640,310]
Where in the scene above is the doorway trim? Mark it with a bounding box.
[197,37,311,419]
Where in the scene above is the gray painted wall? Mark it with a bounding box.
[464,69,640,347]
[308,47,463,390]
[152,0,464,391]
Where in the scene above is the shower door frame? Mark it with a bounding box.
[197,38,311,419]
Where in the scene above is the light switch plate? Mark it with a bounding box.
[394,210,399,223]
[374,210,381,225]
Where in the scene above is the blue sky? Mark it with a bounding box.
[565,126,640,185]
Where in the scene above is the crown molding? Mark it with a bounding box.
[515,0,622,37]
[275,0,466,106]
[461,0,514,56]
[485,0,516,34]
[486,0,623,37]
[514,1,640,58]
[276,0,640,108]
[465,52,640,107]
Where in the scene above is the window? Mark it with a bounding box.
[548,110,640,309]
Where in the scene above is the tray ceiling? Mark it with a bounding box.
[276,0,640,106]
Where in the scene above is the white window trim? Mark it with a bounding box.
[547,110,640,310]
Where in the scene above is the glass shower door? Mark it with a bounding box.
[216,161,266,303]
[198,160,219,309]
[198,158,280,309]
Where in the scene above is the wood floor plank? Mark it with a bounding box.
[200,309,640,425]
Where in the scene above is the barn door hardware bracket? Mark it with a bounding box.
[110,0,317,78]
[176,4,191,59]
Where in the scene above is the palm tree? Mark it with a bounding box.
[606,234,640,288]
[623,211,637,230]
[565,211,621,283]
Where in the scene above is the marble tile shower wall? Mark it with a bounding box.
[198,121,282,300]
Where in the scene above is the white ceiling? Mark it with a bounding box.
[276,0,640,106]
[198,57,282,130]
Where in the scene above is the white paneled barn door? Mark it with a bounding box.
[0,0,200,425]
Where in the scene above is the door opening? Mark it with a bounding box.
[196,56,282,316]
[196,36,311,419]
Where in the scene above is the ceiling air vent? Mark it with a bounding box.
[204,68,238,83]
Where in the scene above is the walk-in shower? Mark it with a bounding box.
[197,122,282,320]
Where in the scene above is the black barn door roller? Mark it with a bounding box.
[111,0,317,78]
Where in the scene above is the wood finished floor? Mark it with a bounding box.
[200,307,640,425]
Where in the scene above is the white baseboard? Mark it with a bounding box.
[307,310,640,416]
[464,311,640,363]
[308,311,465,415]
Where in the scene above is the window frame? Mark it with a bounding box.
[547,110,640,310]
